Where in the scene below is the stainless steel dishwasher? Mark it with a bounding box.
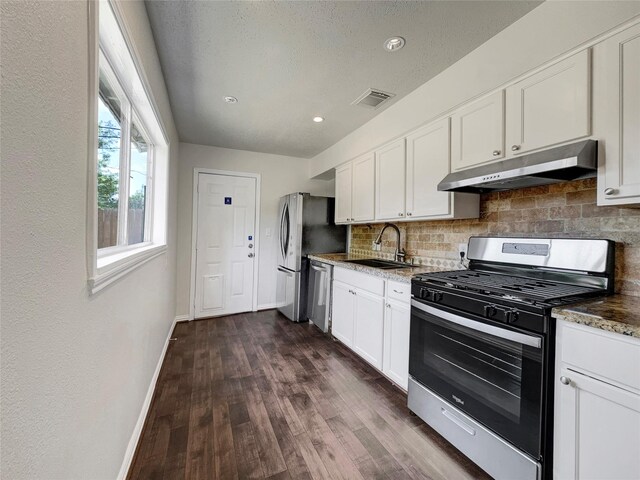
[306,260,333,333]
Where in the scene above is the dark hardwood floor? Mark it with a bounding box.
[127,309,491,480]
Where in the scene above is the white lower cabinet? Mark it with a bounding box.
[353,289,385,370]
[331,268,411,389]
[383,299,410,390]
[331,280,356,348]
[554,321,640,480]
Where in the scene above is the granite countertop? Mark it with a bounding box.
[307,253,458,283]
[552,295,640,339]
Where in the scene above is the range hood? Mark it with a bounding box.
[438,140,597,193]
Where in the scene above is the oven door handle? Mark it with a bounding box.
[411,300,542,349]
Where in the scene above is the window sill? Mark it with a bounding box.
[89,243,166,294]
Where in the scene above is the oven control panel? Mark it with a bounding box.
[411,281,547,334]
[483,304,520,324]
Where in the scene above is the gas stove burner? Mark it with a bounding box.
[418,269,604,303]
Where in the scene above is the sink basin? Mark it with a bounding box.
[343,258,412,269]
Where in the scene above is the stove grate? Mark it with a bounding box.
[419,270,603,302]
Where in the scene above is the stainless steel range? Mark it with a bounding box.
[408,236,615,480]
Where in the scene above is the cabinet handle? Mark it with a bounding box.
[604,188,617,196]
[248,253,254,258]
[399,212,404,217]
[560,376,571,385]
[406,212,412,216]
[386,303,391,308]
[393,289,403,294]
[511,145,520,152]
[492,150,501,156]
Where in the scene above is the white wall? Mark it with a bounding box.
[176,143,334,316]
[309,1,640,178]
[0,2,179,479]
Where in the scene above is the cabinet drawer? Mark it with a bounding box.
[561,322,640,391]
[334,267,385,296]
[387,280,410,303]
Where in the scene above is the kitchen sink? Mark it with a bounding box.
[343,258,412,269]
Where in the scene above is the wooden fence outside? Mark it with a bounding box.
[98,208,145,248]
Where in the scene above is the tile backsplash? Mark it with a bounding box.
[349,178,640,296]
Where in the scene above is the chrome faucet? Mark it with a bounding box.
[374,223,406,263]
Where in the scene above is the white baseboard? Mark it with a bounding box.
[174,314,190,322]
[258,302,278,310]
[117,315,177,480]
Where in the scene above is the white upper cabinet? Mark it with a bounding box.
[351,152,376,222]
[406,119,450,218]
[451,90,505,171]
[334,152,375,224]
[506,49,591,155]
[334,163,352,223]
[375,138,406,221]
[594,22,640,206]
[405,117,478,219]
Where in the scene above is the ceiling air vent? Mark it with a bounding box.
[352,88,395,109]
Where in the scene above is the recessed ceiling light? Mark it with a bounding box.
[384,36,405,52]
[223,96,238,104]
[313,116,324,123]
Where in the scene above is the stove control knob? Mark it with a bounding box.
[504,309,520,324]
[419,288,431,300]
[484,305,497,318]
[431,291,444,303]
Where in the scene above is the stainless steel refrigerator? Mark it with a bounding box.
[276,193,346,322]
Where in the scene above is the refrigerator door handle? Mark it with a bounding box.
[282,203,290,258]
[279,201,287,258]
[277,266,293,275]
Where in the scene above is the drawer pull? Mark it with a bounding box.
[441,408,476,436]
[393,289,404,294]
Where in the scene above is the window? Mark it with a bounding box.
[88,0,169,293]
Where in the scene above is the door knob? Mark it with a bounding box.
[248,253,254,258]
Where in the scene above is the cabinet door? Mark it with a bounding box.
[594,23,640,205]
[383,299,410,390]
[353,288,385,370]
[406,118,451,218]
[331,280,355,348]
[555,366,640,480]
[451,90,505,171]
[335,163,353,223]
[375,138,406,221]
[506,49,590,155]
[352,153,375,222]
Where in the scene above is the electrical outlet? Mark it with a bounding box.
[372,241,380,251]
[458,243,468,259]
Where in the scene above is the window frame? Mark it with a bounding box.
[87,0,169,294]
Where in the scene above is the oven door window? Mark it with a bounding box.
[409,303,544,458]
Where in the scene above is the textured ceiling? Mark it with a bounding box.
[145,1,542,158]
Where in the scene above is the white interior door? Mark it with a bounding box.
[194,173,257,318]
